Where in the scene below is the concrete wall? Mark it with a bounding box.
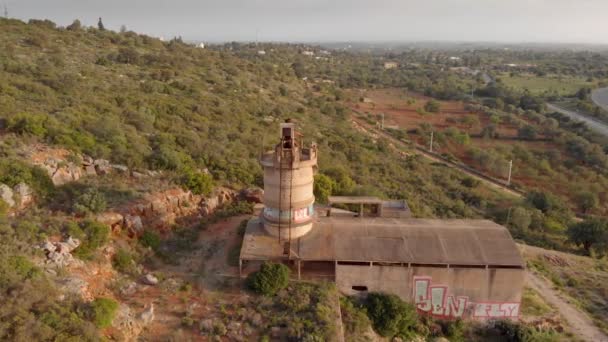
[336,264,524,319]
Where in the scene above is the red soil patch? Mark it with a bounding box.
[346,88,520,137]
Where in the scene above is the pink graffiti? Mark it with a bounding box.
[413,276,519,319]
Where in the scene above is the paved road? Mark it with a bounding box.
[547,103,608,137]
[591,87,608,112]
[350,113,523,198]
[527,271,608,342]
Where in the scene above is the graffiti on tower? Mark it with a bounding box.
[413,276,520,319]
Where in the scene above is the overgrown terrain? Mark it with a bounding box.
[1,17,608,340]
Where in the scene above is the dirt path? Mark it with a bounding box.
[526,272,608,342]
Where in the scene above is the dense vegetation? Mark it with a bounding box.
[0,17,607,339]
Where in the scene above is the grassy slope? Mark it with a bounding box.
[0,17,515,219]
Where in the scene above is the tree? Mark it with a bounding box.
[576,191,598,214]
[313,174,334,204]
[247,262,290,296]
[525,191,564,214]
[365,293,418,339]
[97,17,105,31]
[66,19,82,31]
[517,125,537,140]
[424,100,441,113]
[120,24,127,33]
[460,115,480,129]
[511,207,532,230]
[567,219,608,254]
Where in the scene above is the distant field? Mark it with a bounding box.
[497,73,594,96]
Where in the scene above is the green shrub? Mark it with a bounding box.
[0,159,54,199]
[340,297,372,340]
[364,292,418,339]
[214,201,254,219]
[140,230,161,251]
[7,113,47,137]
[112,248,134,273]
[424,99,441,113]
[73,188,107,215]
[181,170,213,196]
[89,297,119,328]
[7,255,40,280]
[313,174,334,203]
[73,220,110,259]
[247,262,290,296]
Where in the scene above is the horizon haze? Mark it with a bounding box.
[4,0,608,45]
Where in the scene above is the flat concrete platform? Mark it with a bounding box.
[240,216,524,267]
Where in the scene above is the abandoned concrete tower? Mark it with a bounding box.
[240,122,525,320]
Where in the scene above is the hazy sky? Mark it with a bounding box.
[5,0,608,44]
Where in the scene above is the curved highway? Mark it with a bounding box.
[546,103,608,138]
[591,87,608,112]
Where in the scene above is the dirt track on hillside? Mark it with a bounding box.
[526,271,608,342]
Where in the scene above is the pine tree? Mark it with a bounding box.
[97,17,105,31]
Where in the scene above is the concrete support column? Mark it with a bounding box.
[297,260,301,280]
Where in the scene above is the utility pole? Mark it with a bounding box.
[507,160,513,186]
[429,131,434,153]
[3,2,8,18]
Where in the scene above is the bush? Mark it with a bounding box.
[340,297,372,339]
[73,220,110,259]
[112,248,134,273]
[313,174,334,203]
[424,100,441,113]
[181,170,213,196]
[0,159,54,199]
[73,188,107,215]
[89,297,119,328]
[247,262,290,296]
[140,230,161,251]
[364,292,418,339]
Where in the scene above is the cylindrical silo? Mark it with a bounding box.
[260,122,317,240]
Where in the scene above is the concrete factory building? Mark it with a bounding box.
[239,122,525,320]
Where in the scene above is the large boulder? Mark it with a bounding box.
[240,187,264,203]
[124,215,143,237]
[94,159,112,175]
[13,183,33,209]
[0,183,15,208]
[141,274,159,286]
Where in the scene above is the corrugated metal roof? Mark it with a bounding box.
[296,217,524,267]
[241,217,524,268]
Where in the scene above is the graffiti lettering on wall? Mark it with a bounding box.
[414,276,520,319]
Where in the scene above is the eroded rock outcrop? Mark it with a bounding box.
[25,145,140,186]
[13,183,34,209]
[0,183,15,207]
[41,237,81,267]
[239,187,264,203]
[100,187,238,236]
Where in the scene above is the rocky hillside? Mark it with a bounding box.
[0,18,529,340]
